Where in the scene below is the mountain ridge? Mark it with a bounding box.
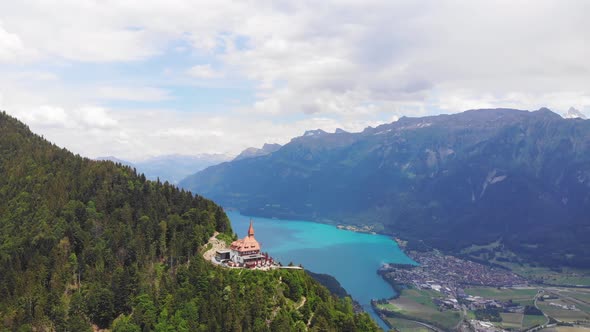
[97,153,231,184]
[182,108,590,268]
[233,143,282,161]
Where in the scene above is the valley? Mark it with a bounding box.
[2,2,588,331]
[225,210,590,332]
[182,108,590,270]
[226,211,416,330]
[375,248,590,332]
[178,107,590,331]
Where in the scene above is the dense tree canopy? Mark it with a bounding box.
[0,111,378,331]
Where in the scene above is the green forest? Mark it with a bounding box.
[0,111,379,331]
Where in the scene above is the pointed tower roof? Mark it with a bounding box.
[231,219,260,252]
[248,219,255,237]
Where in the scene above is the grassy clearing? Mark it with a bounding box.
[460,242,590,287]
[402,289,445,307]
[383,288,461,331]
[376,303,399,312]
[466,311,476,320]
[522,314,547,329]
[495,262,590,287]
[540,327,590,332]
[464,287,538,301]
[559,289,590,305]
[537,301,590,322]
[384,317,431,332]
[461,240,503,254]
[499,312,523,329]
[517,298,536,307]
[572,301,590,314]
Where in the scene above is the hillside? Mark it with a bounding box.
[0,111,378,331]
[182,108,590,268]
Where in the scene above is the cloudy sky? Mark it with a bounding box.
[1,1,589,160]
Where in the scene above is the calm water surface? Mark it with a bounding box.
[227,211,416,330]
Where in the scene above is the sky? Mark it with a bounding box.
[0,0,589,160]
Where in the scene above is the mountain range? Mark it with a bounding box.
[182,108,590,268]
[233,143,282,161]
[98,153,231,184]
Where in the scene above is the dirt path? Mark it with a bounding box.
[295,296,307,310]
[203,232,228,261]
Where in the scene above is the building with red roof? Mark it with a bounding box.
[229,220,265,267]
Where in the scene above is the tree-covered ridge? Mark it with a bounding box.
[0,111,378,331]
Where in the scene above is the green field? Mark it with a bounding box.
[378,303,401,312]
[570,292,590,304]
[498,312,523,329]
[377,288,461,331]
[555,288,590,305]
[464,287,538,302]
[522,314,547,329]
[463,287,550,329]
[384,317,432,332]
[380,286,590,330]
[495,262,590,287]
[460,243,590,287]
[489,313,546,330]
[537,301,590,322]
[461,240,503,254]
[540,327,590,332]
[517,298,536,307]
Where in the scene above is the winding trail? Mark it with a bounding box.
[295,296,307,310]
[203,232,227,261]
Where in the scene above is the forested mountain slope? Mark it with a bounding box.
[183,108,590,268]
[0,111,378,331]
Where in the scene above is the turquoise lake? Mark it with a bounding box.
[227,211,416,330]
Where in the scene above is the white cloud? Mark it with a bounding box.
[7,105,118,131]
[187,64,223,79]
[4,106,382,160]
[14,71,59,81]
[77,106,118,129]
[1,1,589,159]
[17,105,74,129]
[97,86,172,102]
[0,21,33,62]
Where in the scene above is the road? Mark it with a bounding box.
[524,289,550,332]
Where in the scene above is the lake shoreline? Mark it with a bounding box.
[226,210,415,331]
[224,207,399,240]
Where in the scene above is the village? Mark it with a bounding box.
[380,251,528,293]
[379,251,529,312]
[375,250,546,331]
